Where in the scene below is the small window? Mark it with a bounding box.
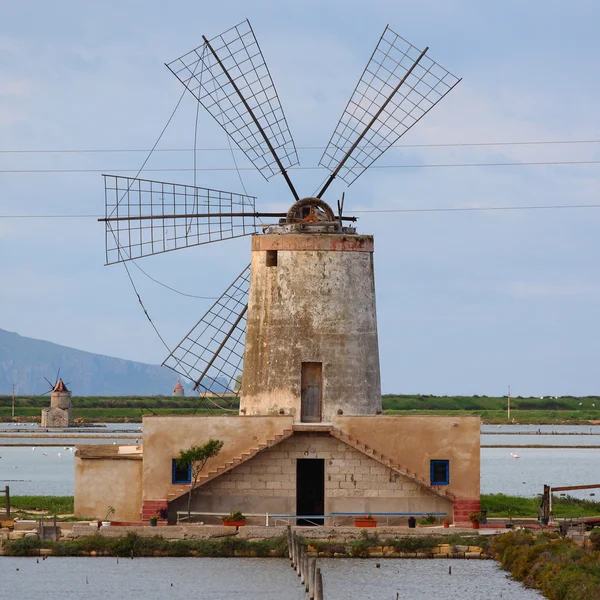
[172,459,191,484]
[430,460,449,485]
[266,250,278,267]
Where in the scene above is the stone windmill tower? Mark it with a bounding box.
[99,20,460,420]
[41,377,72,428]
[87,21,481,527]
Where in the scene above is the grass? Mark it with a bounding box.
[482,494,600,518]
[490,530,600,599]
[3,532,289,557]
[2,394,600,424]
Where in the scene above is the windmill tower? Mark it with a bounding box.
[41,376,72,428]
[100,21,460,420]
[85,21,481,527]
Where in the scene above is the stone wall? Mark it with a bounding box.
[74,449,142,522]
[41,407,70,428]
[170,432,452,521]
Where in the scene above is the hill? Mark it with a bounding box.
[0,328,186,396]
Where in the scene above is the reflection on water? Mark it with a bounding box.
[2,557,543,599]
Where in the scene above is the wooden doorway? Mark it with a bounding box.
[301,362,322,423]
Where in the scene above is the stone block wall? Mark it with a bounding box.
[41,407,70,428]
[172,432,452,520]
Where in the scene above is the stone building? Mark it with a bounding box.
[75,199,480,525]
[41,379,72,428]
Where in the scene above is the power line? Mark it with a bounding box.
[3,204,600,220]
[1,138,600,154]
[1,159,600,174]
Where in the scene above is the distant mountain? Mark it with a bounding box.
[0,328,192,396]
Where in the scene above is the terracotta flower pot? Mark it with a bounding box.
[472,521,480,530]
[354,519,377,528]
[222,519,246,527]
[443,522,450,528]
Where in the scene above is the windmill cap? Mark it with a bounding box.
[52,379,69,392]
[174,381,184,390]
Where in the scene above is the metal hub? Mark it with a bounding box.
[286,198,336,224]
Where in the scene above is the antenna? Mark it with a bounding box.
[317,26,461,197]
[166,19,300,200]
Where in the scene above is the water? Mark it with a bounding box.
[2,424,600,497]
[1,557,543,599]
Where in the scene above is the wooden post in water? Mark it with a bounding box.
[297,542,302,577]
[291,531,297,568]
[303,553,309,591]
[315,568,323,600]
[309,559,316,599]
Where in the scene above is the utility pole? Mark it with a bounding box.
[11,383,15,419]
[507,384,511,422]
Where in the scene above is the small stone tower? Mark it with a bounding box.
[172,381,185,397]
[41,379,72,428]
[240,198,382,423]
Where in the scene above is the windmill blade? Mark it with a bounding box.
[317,26,461,197]
[162,264,250,398]
[166,19,300,199]
[100,175,258,264]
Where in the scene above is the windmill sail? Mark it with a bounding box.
[166,19,299,198]
[162,265,250,397]
[317,26,460,196]
[101,175,257,264]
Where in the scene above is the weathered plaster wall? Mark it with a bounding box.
[142,415,294,502]
[170,432,452,522]
[41,407,70,428]
[241,233,382,421]
[74,451,142,521]
[332,415,480,500]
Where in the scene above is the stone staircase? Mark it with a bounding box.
[329,427,456,502]
[165,427,294,505]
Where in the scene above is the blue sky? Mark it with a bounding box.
[1,0,599,396]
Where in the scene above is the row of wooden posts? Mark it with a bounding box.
[287,526,324,600]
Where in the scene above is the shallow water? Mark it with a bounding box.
[1,557,543,599]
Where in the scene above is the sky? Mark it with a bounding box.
[1,0,599,396]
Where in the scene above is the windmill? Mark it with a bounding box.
[99,20,460,413]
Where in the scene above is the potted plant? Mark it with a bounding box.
[418,514,437,527]
[222,510,246,527]
[102,506,115,527]
[469,512,481,530]
[149,514,159,527]
[159,507,168,521]
[354,514,377,528]
[443,517,452,528]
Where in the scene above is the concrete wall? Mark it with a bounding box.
[332,415,480,501]
[74,452,142,521]
[170,432,453,522]
[241,233,382,421]
[142,415,294,502]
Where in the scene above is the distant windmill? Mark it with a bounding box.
[99,20,460,409]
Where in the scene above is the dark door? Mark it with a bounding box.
[296,458,325,526]
[301,362,322,423]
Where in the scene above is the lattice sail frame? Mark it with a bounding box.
[103,175,257,264]
[162,265,250,397]
[166,19,299,182]
[319,26,461,187]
